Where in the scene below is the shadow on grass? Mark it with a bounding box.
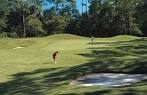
[0,61,110,95]
[0,39,147,95]
[60,90,111,95]
[119,92,138,95]
[80,38,147,74]
[60,90,141,95]
[0,60,147,95]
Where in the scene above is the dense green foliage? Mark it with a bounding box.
[0,0,147,37]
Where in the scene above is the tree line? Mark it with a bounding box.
[0,0,147,38]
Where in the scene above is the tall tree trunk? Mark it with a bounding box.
[22,0,26,38]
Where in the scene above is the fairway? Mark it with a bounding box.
[0,34,147,95]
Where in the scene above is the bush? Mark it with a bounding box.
[26,15,46,37]
[0,32,7,38]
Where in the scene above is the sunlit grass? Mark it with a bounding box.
[0,34,147,95]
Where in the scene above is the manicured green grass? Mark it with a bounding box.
[0,34,147,95]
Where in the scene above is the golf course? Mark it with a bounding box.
[0,34,147,95]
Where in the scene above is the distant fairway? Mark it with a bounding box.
[0,34,147,95]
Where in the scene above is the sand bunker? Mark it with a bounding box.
[70,73,147,87]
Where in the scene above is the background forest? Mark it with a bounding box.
[0,0,147,38]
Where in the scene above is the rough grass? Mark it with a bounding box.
[0,34,147,95]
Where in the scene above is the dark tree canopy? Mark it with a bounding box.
[0,0,146,38]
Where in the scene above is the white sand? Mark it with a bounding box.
[71,73,147,87]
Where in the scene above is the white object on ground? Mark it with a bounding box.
[70,73,147,87]
[13,47,24,49]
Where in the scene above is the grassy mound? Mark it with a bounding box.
[0,34,87,50]
[0,34,137,50]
